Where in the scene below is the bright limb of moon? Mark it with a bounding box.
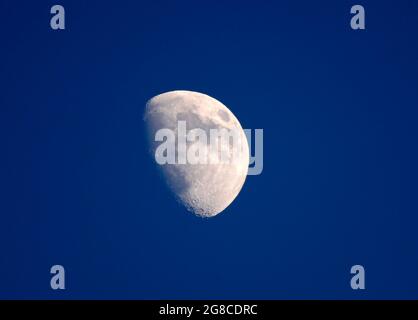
[144,90,249,218]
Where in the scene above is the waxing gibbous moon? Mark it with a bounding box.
[144,90,249,218]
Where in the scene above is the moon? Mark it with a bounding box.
[144,90,249,218]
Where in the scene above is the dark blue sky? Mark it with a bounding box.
[1,0,418,299]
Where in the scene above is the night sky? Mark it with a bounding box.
[1,0,418,299]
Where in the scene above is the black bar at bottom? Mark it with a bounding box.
[0,300,415,318]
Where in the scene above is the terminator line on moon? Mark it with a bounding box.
[144,90,249,217]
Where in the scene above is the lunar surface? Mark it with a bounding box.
[144,90,249,218]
